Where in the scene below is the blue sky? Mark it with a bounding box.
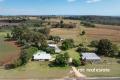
[0,0,120,16]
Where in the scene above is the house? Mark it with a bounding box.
[48,44,61,53]
[81,52,101,63]
[33,51,52,61]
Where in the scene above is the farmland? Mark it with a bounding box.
[0,32,20,65]
[0,17,120,79]
[85,27,120,43]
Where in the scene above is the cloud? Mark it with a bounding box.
[86,0,102,3]
[67,0,76,2]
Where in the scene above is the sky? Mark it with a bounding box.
[0,0,120,16]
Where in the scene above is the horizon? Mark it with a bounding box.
[0,0,120,16]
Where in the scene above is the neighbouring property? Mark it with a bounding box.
[81,52,101,63]
[33,51,52,61]
[48,44,61,53]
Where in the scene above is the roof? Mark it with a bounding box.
[82,52,101,60]
[48,44,61,53]
[33,51,51,60]
[48,44,58,48]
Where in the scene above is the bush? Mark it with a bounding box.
[53,53,69,67]
[97,39,113,56]
[81,21,95,28]
[72,59,81,67]
[77,47,89,53]
[62,39,74,50]
[80,31,86,35]
[90,40,99,47]
[45,47,55,54]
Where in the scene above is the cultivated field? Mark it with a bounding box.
[85,27,120,43]
[0,32,20,65]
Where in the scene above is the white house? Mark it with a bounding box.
[81,52,101,63]
[48,44,61,53]
[33,51,52,61]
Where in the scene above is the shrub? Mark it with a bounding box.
[80,31,86,35]
[97,39,113,56]
[90,40,99,47]
[77,47,89,53]
[45,47,55,54]
[81,21,95,28]
[62,39,74,50]
[72,59,81,67]
[53,53,69,67]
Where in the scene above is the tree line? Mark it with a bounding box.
[64,16,120,26]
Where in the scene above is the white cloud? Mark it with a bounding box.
[67,0,76,2]
[86,0,102,3]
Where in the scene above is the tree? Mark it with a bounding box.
[60,20,64,28]
[81,21,95,28]
[97,39,113,56]
[45,47,55,54]
[72,59,81,67]
[62,39,74,50]
[53,36,61,43]
[77,47,89,53]
[90,40,99,47]
[53,53,69,66]
[81,31,86,35]
[111,44,119,57]
[64,52,69,60]
[38,27,50,38]
[6,33,11,39]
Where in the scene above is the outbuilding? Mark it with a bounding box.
[33,51,52,61]
[81,52,101,63]
[48,44,61,53]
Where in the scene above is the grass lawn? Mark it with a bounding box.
[66,48,80,60]
[77,57,120,77]
[0,61,71,79]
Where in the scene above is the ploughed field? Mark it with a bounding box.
[0,32,20,65]
[85,27,120,43]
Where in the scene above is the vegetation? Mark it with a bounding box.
[90,40,99,47]
[51,52,69,67]
[11,27,48,50]
[72,59,81,67]
[81,21,95,28]
[77,46,89,53]
[81,30,86,35]
[45,47,55,54]
[61,39,74,50]
[97,39,119,57]
[64,16,120,26]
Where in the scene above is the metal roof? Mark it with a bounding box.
[33,51,51,60]
[48,44,61,53]
[82,52,101,60]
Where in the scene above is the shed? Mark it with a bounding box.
[81,52,101,63]
[48,44,61,53]
[33,51,52,61]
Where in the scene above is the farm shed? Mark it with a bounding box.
[33,51,52,61]
[48,44,61,53]
[81,53,101,63]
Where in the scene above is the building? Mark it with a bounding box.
[33,51,52,61]
[48,44,61,53]
[81,52,101,63]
